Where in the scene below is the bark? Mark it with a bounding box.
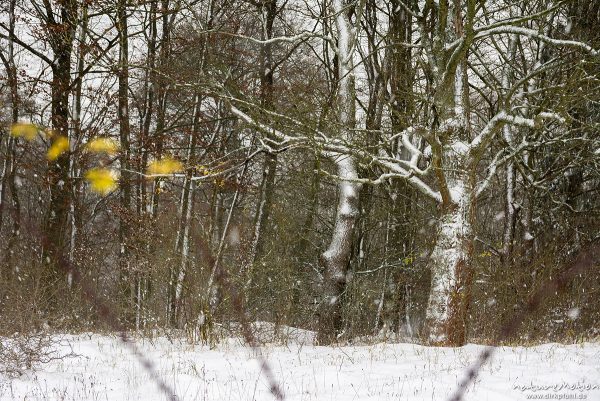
[379,0,415,337]
[116,0,134,326]
[42,0,78,301]
[502,155,517,267]
[317,0,361,344]
[150,0,173,220]
[424,173,475,345]
[501,35,518,267]
[0,0,20,277]
[422,0,477,346]
[317,156,360,343]
[67,2,88,287]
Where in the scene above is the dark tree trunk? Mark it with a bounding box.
[116,0,134,326]
[0,0,20,279]
[42,0,78,306]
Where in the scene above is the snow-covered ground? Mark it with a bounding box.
[1,331,599,401]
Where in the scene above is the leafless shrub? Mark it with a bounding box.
[0,333,74,378]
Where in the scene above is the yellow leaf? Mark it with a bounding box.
[85,138,120,155]
[10,123,39,141]
[147,157,183,175]
[84,168,117,195]
[47,136,70,161]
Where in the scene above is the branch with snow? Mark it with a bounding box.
[474,26,598,56]
[470,111,566,156]
[229,100,443,203]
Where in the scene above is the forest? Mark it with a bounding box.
[1,0,599,355]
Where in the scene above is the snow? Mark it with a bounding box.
[567,308,580,320]
[425,179,472,343]
[450,140,470,156]
[474,26,598,56]
[321,153,359,270]
[337,156,360,215]
[2,333,599,401]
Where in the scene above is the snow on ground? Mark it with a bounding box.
[1,330,599,401]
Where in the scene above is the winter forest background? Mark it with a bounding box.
[1,0,599,351]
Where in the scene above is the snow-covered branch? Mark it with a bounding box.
[210,30,335,48]
[229,102,442,203]
[474,26,598,56]
[470,111,566,155]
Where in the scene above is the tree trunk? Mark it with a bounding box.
[422,0,477,346]
[248,0,278,267]
[67,2,88,288]
[170,94,201,327]
[42,0,78,304]
[317,0,361,344]
[318,156,360,343]
[425,175,474,345]
[501,35,517,267]
[0,0,20,278]
[150,0,173,220]
[116,0,134,326]
[380,0,415,337]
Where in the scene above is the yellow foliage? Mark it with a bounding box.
[85,138,120,155]
[147,157,183,176]
[84,168,117,195]
[10,123,39,141]
[47,136,70,161]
